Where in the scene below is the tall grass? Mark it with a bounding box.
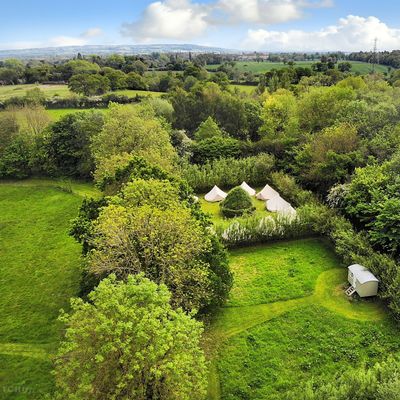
[216,207,314,248]
[179,153,275,192]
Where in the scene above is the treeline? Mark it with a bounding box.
[348,50,400,69]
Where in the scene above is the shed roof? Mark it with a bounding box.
[348,264,379,284]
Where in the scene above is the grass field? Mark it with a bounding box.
[0,179,98,399]
[45,107,108,121]
[207,238,399,400]
[0,84,163,101]
[207,60,390,75]
[229,84,257,94]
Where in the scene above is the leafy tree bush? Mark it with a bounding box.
[92,103,177,183]
[47,111,104,178]
[194,116,223,141]
[68,73,111,96]
[126,71,148,90]
[220,187,255,218]
[102,67,127,90]
[191,136,241,164]
[54,274,207,400]
[288,357,400,400]
[294,123,362,192]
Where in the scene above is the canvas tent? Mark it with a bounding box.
[256,184,279,201]
[266,196,296,216]
[204,185,227,202]
[240,181,256,196]
[347,264,379,297]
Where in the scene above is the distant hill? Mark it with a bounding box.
[0,44,237,59]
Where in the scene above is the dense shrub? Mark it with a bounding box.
[220,187,255,218]
[217,209,314,247]
[46,111,104,179]
[288,356,400,400]
[179,153,275,192]
[191,136,241,164]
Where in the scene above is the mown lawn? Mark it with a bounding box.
[207,238,398,400]
[45,107,108,121]
[0,84,163,101]
[227,238,339,306]
[0,179,97,399]
[207,60,390,75]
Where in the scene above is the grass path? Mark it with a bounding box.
[207,267,386,399]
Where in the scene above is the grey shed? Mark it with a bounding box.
[347,264,379,297]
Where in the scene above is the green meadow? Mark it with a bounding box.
[206,238,398,400]
[0,179,99,399]
[207,60,390,75]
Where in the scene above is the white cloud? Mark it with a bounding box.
[242,15,400,51]
[122,0,209,42]
[216,0,302,24]
[49,36,88,47]
[122,0,332,42]
[0,28,104,50]
[81,27,103,38]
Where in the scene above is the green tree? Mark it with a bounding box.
[298,86,355,132]
[88,203,212,311]
[125,71,148,90]
[220,187,255,218]
[191,136,241,164]
[102,67,127,90]
[47,111,104,178]
[64,59,100,76]
[68,73,111,96]
[54,274,207,400]
[91,103,177,182]
[294,123,361,192]
[194,116,223,141]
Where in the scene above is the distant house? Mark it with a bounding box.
[346,264,379,297]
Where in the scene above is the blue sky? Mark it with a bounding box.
[1,0,400,51]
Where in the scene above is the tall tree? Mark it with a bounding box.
[54,274,208,400]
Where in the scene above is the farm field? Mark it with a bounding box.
[229,84,257,94]
[207,60,390,74]
[0,84,163,101]
[0,179,98,399]
[206,238,398,400]
[45,107,108,120]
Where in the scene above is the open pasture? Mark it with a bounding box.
[0,179,98,399]
[207,60,390,75]
[207,238,397,400]
[0,84,163,101]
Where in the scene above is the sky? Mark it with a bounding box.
[1,0,400,52]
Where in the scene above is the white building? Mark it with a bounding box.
[347,264,379,297]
